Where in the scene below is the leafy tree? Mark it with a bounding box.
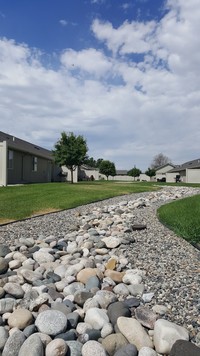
[145,167,156,177]
[96,158,104,168]
[151,153,171,169]
[128,166,141,180]
[84,156,97,168]
[53,132,88,183]
[99,160,116,180]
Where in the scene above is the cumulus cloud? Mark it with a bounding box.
[91,18,156,55]
[60,48,113,77]
[0,0,200,170]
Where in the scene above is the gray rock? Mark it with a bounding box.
[170,339,200,356]
[66,340,83,356]
[20,269,43,283]
[33,251,55,264]
[63,282,84,296]
[3,282,25,298]
[74,290,94,306]
[0,326,9,350]
[55,330,77,341]
[124,297,140,308]
[18,334,44,356]
[67,312,79,329]
[114,344,138,356]
[0,257,8,274]
[142,293,154,303]
[107,301,131,326]
[0,245,11,257]
[85,275,100,291]
[113,283,129,297]
[23,324,36,338]
[94,290,118,308]
[2,329,26,356]
[82,340,107,356]
[35,310,68,336]
[51,302,71,316]
[85,329,101,341]
[0,298,16,314]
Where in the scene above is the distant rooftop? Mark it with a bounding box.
[169,158,200,172]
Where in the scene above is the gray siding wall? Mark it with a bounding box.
[7,150,52,184]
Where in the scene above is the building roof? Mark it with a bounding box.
[116,170,128,175]
[80,164,99,171]
[155,163,175,172]
[0,131,53,160]
[168,158,200,172]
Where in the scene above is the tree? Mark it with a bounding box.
[96,158,104,168]
[53,132,88,184]
[99,160,116,180]
[150,153,171,169]
[145,167,156,177]
[84,156,97,168]
[128,166,141,180]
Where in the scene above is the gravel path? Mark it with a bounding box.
[0,185,200,345]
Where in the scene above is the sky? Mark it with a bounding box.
[0,0,200,171]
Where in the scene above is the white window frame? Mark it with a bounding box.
[32,156,38,172]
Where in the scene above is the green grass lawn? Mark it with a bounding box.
[158,194,200,244]
[0,181,160,224]
[1,181,200,245]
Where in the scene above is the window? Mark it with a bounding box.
[32,156,38,172]
[8,150,14,169]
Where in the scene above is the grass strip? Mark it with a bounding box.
[157,194,200,244]
[0,181,159,223]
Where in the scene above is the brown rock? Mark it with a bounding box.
[102,333,128,355]
[104,270,124,283]
[77,268,97,284]
[8,309,33,329]
[106,258,117,270]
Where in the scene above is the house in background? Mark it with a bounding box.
[78,165,99,181]
[166,158,200,183]
[155,163,175,182]
[0,131,59,186]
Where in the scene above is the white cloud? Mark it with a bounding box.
[61,48,113,78]
[91,0,105,4]
[92,19,156,55]
[0,0,200,170]
[59,19,68,26]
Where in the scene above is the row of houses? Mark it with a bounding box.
[0,131,101,185]
[1,131,200,185]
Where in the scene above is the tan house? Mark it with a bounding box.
[155,163,175,182]
[166,158,200,183]
[0,131,59,186]
[78,165,99,181]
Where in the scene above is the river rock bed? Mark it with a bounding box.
[0,186,200,355]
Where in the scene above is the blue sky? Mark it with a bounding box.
[0,0,200,170]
